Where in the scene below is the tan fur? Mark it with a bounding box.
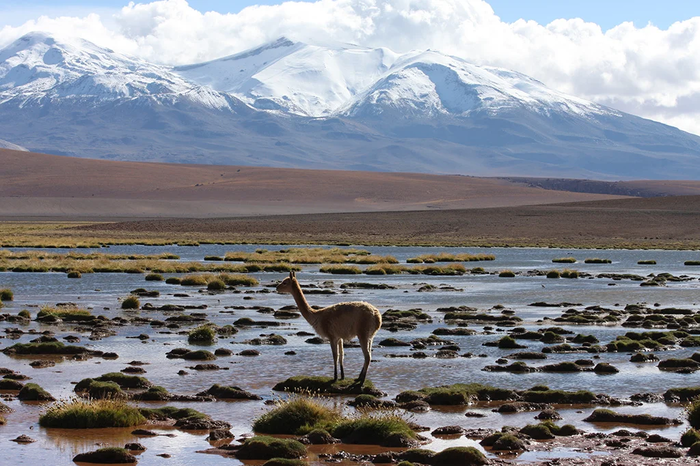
[276,271,382,384]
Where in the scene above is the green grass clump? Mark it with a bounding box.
[638,260,656,265]
[319,264,362,274]
[546,270,560,279]
[181,274,208,286]
[37,306,93,322]
[409,264,467,275]
[520,423,555,439]
[165,277,181,284]
[0,379,24,390]
[364,264,408,275]
[84,381,127,400]
[207,279,226,291]
[3,341,87,355]
[18,309,30,319]
[685,261,700,266]
[73,447,136,464]
[330,409,416,445]
[145,273,164,281]
[584,409,678,425]
[139,406,208,421]
[498,270,515,277]
[432,447,487,465]
[407,253,495,263]
[658,358,700,370]
[121,296,140,310]
[414,383,516,405]
[18,383,55,401]
[219,273,258,287]
[188,325,217,345]
[39,398,145,428]
[254,395,342,435]
[272,376,378,395]
[561,269,579,278]
[498,336,526,349]
[183,350,216,361]
[682,429,700,447]
[689,400,700,429]
[92,372,152,389]
[584,258,611,264]
[235,436,307,460]
[66,271,82,278]
[0,289,13,301]
[552,257,576,263]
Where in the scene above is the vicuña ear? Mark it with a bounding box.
[290,271,296,279]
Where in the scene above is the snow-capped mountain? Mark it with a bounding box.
[174,37,399,116]
[2,32,700,180]
[0,32,233,109]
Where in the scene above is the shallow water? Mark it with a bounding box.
[1,245,700,465]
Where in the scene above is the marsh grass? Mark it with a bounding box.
[181,273,259,287]
[0,252,291,275]
[330,408,416,444]
[3,341,88,355]
[364,264,408,275]
[224,247,394,265]
[39,398,145,428]
[499,270,516,277]
[407,253,495,263]
[638,260,657,265]
[121,296,140,310]
[253,394,342,435]
[235,436,307,460]
[37,306,94,322]
[319,265,362,274]
[0,288,13,301]
[552,257,576,263]
[139,406,208,421]
[188,326,217,344]
[584,258,612,264]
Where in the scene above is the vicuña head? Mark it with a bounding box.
[276,271,382,385]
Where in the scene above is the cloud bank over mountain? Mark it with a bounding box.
[0,0,698,135]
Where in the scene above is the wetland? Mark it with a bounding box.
[1,243,700,465]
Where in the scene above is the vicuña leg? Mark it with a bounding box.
[338,339,345,380]
[330,338,339,381]
[357,335,373,385]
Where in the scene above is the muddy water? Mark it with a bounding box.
[1,245,699,465]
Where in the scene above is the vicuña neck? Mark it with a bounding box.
[290,280,314,320]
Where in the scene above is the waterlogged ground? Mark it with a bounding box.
[1,245,700,465]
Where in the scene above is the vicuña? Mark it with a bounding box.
[276,271,382,385]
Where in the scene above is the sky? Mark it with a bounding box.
[0,0,699,135]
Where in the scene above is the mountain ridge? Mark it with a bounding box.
[1,32,700,180]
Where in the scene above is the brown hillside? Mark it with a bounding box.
[0,149,629,218]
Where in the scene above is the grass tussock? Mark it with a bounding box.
[638,260,657,265]
[319,264,362,274]
[0,288,13,301]
[407,253,495,263]
[37,306,93,321]
[121,296,140,310]
[39,398,145,428]
[180,273,259,287]
[499,270,516,278]
[253,395,342,435]
[188,325,217,345]
[552,257,576,263]
[235,436,307,460]
[689,400,700,429]
[330,409,416,444]
[584,258,612,264]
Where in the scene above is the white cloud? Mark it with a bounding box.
[0,0,699,135]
